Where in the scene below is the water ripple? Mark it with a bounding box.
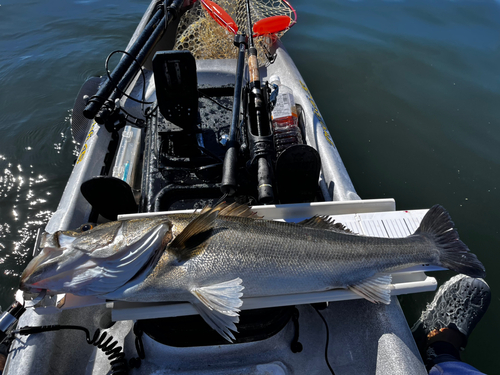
[0,119,77,291]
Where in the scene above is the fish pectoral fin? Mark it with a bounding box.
[192,301,240,342]
[347,273,393,304]
[169,208,219,262]
[298,216,353,233]
[190,278,244,342]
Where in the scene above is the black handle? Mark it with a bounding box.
[83,0,185,122]
[221,37,247,195]
[257,156,274,203]
[221,145,239,195]
[83,5,165,120]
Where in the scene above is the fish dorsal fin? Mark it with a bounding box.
[218,202,261,218]
[199,204,221,214]
[298,216,352,233]
[201,202,261,218]
[169,208,218,262]
[190,278,244,342]
[347,273,393,304]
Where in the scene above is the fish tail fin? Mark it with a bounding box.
[416,205,486,278]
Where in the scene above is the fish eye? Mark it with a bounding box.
[81,224,94,232]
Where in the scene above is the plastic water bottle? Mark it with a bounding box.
[269,75,303,154]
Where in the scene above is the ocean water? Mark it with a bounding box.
[0,0,499,372]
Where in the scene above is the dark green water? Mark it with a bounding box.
[0,0,499,372]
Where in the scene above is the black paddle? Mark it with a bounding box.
[83,0,185,123]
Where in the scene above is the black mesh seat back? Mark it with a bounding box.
[153,50,198,131]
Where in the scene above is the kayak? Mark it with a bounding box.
[2,1,441,374]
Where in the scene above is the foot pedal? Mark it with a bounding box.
[153,51,198,131]
[275,144,321,204]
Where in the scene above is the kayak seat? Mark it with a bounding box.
[153,50,199,132]
[81,176,138,221]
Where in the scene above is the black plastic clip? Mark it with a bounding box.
[234,34,248,48]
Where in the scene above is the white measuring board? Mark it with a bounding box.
[108,199,440,322]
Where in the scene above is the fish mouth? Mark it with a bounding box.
[19,245,97,294]
[19,233,79,292]
[20,222,173,296]
[21,248,60,287]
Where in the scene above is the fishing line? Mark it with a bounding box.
[215,193,228,207]
[197,90,232,112]
[197,146,224,163]
[103,49,156,129]
[313,305,336,375]
[105,50,154,106]
[119,106,146,128]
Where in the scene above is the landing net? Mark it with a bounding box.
[174,0,296,62]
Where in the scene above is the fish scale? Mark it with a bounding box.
[121,215,436,298]
[20,203,485,341]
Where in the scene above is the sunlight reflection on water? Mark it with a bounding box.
[0,125,76,281]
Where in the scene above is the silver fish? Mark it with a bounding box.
[20,203,485,341]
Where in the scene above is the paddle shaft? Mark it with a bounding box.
[83,0,184,123]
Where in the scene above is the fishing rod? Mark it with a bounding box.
[244,0,275,203]
[201,0,248,196]
[201,0,295,202]
[220,34,247,196]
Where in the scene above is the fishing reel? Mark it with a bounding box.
[240,81,276,203]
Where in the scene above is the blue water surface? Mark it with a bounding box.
[0,0,499,372]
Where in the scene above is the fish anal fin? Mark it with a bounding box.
[347,273,393,304]
[190,278,244,342]
[169,209,218,262]
[298,216,353,233]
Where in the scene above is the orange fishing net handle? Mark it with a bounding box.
[200,0,296,37]
[200,0,239,34]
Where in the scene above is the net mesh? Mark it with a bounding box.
[173,0,295,63]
